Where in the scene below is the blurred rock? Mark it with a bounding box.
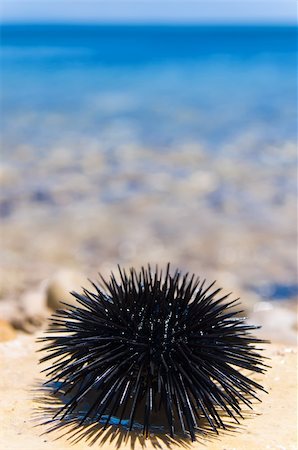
[186,170,219,194]
[248,301,297,344]
[46,269,87,310]
[17,288,48,332]
[0,299,29,332]
[0,319,16,342]
[212,271,259,315]
[0,163,17,186]
[0,289,48,334]
[0,299,19,323]
[20,288,47,318]
[236,290,260,314]
[0,268,26,300]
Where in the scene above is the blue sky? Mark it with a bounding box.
[1,0,296,24]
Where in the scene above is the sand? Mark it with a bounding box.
[0,333,297,450]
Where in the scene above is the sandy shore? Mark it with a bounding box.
[0,333,296,450]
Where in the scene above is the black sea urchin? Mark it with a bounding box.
[39,264,268,441]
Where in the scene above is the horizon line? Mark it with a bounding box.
[1,20,297,26]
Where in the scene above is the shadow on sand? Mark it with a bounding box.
[31,380,257,448]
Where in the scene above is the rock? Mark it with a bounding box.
[211,272,259,315]
[19,288,47,319]
[0,291,48,334]
[0,299,19,323]
[0,298,27,332]
[46,269,87,310]
[16,288,48,332]
[236,290,260,314]
[0,268,26,300]
[0,163,17,186]
[0,319,16,342]
[248,302,297,344]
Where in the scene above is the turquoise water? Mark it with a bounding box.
[0,25,297,299]
[1,25,297,150]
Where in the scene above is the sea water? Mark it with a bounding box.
[0,25,297,299]
[1,25,296,149]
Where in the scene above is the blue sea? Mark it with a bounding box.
[0,25,297,300]
[1,25,297,150]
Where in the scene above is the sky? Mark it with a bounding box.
[0,0,296,24]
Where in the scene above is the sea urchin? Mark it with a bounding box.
[39,264,268,441]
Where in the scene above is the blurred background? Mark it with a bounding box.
[0,1,297,340]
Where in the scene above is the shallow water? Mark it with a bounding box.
[1,25,296,149]
[0,25,297,300]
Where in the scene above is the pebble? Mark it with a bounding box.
[16,288,48,332]
[249,305,297,344]
[46,269,87,310]
[0,320,16,342]
[0,293,48,334]
[0,164,17,186]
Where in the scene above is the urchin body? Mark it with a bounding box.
[40,265,268,441]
